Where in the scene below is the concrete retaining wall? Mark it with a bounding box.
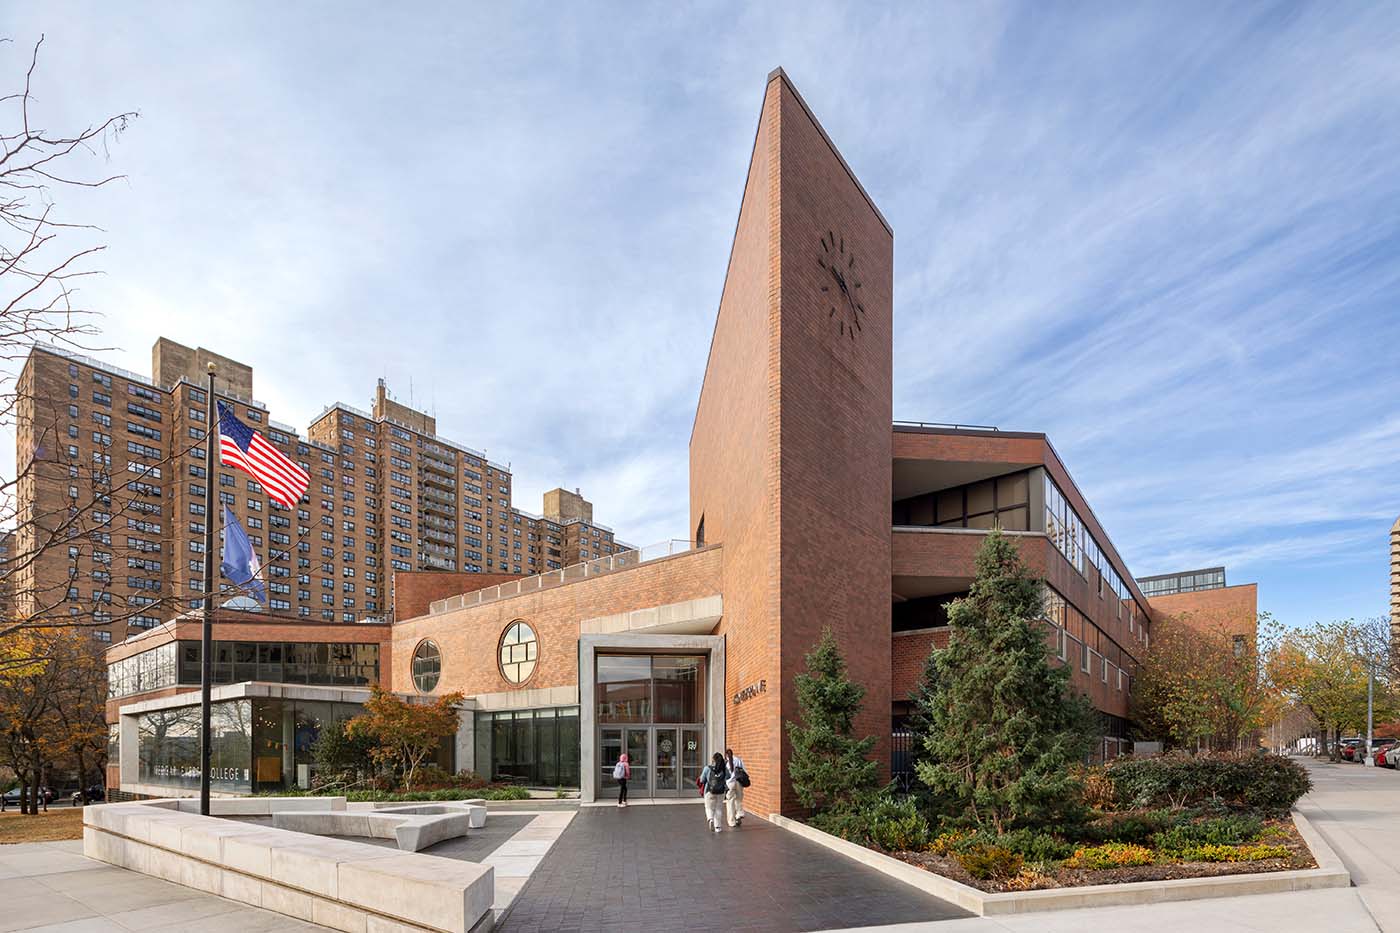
[83,798,494,932]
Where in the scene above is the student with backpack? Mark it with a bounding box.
[724,747,749,826]
[613,752,631,807]
[700,752,728,832]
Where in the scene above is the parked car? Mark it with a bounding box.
[70,785,105,806]
[1,786,54,807]
[1375,743,1397,768]
[1340,738,1364,761]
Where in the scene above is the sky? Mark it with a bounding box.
[4,2,1398,629]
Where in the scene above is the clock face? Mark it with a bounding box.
[816,230,864,340]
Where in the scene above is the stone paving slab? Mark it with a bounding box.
[497,806,972,933]
[0,840,331,933]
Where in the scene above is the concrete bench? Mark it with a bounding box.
[83,798,493,932]
[271,803,483,852]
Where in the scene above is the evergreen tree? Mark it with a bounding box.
[786,627,881,813]
[914,530,1094,833]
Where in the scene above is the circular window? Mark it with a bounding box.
[412,640,441,693]
[499,621,538,684]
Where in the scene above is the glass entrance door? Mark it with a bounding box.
[625,728,649,796]
[600,727,623,796]
[654,728,680,795]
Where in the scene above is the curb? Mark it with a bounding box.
[767,810,1350,916]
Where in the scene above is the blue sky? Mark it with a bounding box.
[6,3,1398,628]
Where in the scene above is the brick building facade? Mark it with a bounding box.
[13,341,629,645]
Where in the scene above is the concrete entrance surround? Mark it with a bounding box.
[82,797,495,932]
[578,633,725,804]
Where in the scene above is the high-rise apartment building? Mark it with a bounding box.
[13,339,628,643]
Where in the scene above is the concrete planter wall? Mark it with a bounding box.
[767,810,1350,916]
[83,798,494,933]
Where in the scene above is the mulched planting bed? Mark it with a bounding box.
[890,819,1315,892]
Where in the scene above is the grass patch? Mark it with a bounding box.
[0,807,84,844]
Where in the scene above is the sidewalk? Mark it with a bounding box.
[1295,756,1400,930]
[0,839,330,932]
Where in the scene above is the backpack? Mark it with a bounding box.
[612,760,627,781]
[733,764,751,788]
[705,766,727,795]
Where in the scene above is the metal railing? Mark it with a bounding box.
[427,539,698,616]
[893,420,1000,432]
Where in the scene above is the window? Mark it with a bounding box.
[498,621,537,684]
[412,640,441,693]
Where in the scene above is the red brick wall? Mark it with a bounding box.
[1148,584,1258,641]
[392,571,523,623]
[689,74,784,817]
[892,629,948,702]
[390,546,724,698]
[775,72,894,814]
[690,71,895,816]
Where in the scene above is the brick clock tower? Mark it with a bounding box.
[691,68,894,816]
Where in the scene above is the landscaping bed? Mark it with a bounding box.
[891,815,1315,892]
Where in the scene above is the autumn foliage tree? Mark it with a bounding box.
[0,627,107,812]
[1131,613,1279,752]
[345,686,463,792]
[1269,619,1397,759]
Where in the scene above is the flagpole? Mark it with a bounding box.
[199,363,218,816]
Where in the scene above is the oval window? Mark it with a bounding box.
[498,621,538,684]
[412,639,441,693]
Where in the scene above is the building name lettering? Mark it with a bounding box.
[732,679,766,706]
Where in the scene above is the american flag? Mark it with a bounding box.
[216,401,309,508]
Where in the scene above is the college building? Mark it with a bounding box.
[100,70,1257,815]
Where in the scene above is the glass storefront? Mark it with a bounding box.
[474,706,581,788]
[134,696,369,794]
[110,640,381,699]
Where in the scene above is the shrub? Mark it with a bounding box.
[1063,842,1155,870]
[957,845,1024,881]
[1080,808,1181,845]
[1177,843,1289,863]
[867,796,931,852]
[1105,753,1310,815]
[1152,815,1262,854]
[1080,766,1116,810]
[995,828,1075,862]
[809,793,930,851]
[928,829,974,856]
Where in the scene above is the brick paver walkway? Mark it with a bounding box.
[499,804,971,933]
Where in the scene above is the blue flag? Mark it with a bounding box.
[220,506,266,604]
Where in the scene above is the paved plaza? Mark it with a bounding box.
[0,839,327,933]
[497,803,972,933]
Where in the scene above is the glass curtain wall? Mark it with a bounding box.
[134,697,372,794]
[137,699,253,793]
[474,707,581,788]
[111,641,381,699]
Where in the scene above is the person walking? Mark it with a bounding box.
[700,752,728,833]
[613,751,631,807]
[723,747,748,826]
